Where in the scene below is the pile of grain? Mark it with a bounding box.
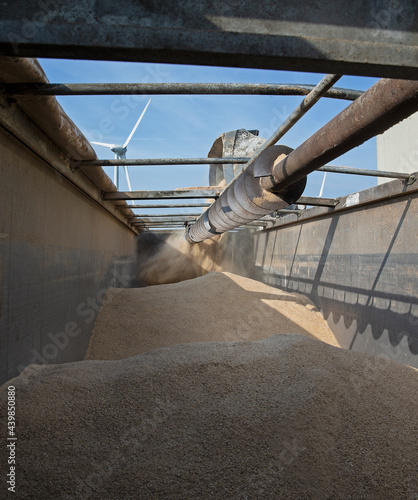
[1,334,417,499]
[85,272,338,360]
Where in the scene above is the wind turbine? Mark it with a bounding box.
[318,172,327,198]
[92,99,151,191]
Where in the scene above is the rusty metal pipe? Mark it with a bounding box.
[261,78,418,193]
[186,75,342,243]
[186,78,418,244]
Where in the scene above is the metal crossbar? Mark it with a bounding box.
[1,82,363,100]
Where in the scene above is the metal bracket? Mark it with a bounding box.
[404,175,417,186]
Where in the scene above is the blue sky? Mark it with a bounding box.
[39,58,380,215]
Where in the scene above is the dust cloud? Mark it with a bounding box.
[135,231,229,286]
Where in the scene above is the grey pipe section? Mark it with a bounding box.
[186,145,307,243]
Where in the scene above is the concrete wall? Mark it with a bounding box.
[0,127,136,384]
[252,180,418,368]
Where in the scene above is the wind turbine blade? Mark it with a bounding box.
[114,166,118,187]
[124,166,132,191]
[318,172,327,198]
[124,166,134,205]
[123,99,151,148]
[91,141,115,148]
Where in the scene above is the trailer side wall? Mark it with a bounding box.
[251,183,418,367]
[0,128,136,384]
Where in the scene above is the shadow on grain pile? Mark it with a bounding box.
[85,271,338,361]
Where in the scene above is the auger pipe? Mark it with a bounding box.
[185,144,307,243]
[186,78,418,244]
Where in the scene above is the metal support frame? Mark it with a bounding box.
[81,157,249,167]
[129,203,211,209]
[0,1,417,78]
[1,35,416,239]
[275,209,302,215]
[1,82,362,100]
[187,78,418,243]
[135,221,267,228]
[82,157,413,182]
[318,165,413,180]
[132,217,197,224]
[297,196,339,207]
[130,213,203,218]
[105,189,221,200]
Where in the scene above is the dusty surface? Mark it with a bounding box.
[85,272,338,360]
[1,334,417,499]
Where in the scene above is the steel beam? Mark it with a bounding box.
[105,189,221,200]
[80,157,249,167]
[129,203,211,209]
[1,83,363,101]
[318,165,413,179]
[297,196,339,207]
[138,223,197,225]
[132,217,197,224]
[129,213,203,218]
[275,209,301,214]
[138,221,267,227]
[80,158,411,184]
[137,225,187,229]
[0,1,417,78]
[134,221,188,224]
